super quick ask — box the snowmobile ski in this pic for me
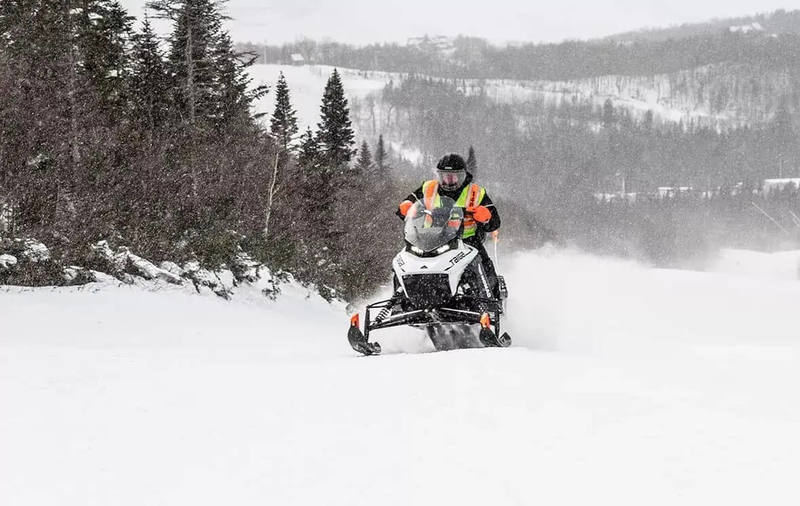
[348,314,382,356]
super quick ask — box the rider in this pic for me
[397,153,502,299]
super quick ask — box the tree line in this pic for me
[0,0,406,300]
[242,27,800,81]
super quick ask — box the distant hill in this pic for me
[604,9,800,43]
[239,10,800,82]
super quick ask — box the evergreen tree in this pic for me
[270,72,299,152]
[129,15,171,130]
[602,98,616,129]
[466,145,477,175]
[211,31,266,129]
[355,140,373,173]
[76,0,134,114]
[316,69,355,170]
[147,0,222,127]
[374,134,388,171]
[298,127,320,170]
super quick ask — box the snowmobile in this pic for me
[347,196,511,356]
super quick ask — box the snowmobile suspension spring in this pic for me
[374,292,402,324]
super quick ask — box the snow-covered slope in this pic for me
[249,62,795,140]
[3,249,800,505]
[457,63,794,129]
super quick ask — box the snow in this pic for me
[3,248,800,505]
[710,248,800,281]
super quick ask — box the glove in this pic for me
[471,205,492,224]
[398,200,413,217]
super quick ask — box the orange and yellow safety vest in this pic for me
[421,180,487,239]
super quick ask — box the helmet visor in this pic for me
[437,169,466,190]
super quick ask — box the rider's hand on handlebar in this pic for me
[470,205,492,224]
[398,200,413,217]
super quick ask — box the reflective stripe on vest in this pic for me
[421,180,486,238]
[422,180,440,210]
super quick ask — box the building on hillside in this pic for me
[763,178,800,194]
[594,192,638,204]
[407,35,454,51]
[658,186,693,199]
[289,53,305,66]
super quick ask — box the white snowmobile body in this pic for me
[392,242,479,306]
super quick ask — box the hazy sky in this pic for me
[121,0,796,44]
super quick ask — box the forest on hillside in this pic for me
[240,11,800,81]
[0,0,406,300]
[2,1,800,298]
[352,77,800,263]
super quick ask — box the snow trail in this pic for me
[2,249,800,505]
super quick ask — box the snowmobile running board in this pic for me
[347,296,510,356]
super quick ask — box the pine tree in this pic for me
[374,134,388,171]
[270,72,298,152]
[355,140,373,173]
[316,69,355,170]
[466,145,477,175]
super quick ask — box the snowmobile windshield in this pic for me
[404,196,464,252]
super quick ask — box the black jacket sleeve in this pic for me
[478,191,501,233]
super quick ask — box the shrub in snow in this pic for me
[159,261,185,277]
[0,238,62,286]
[0,254,17,272]
[19,239,50,262]
[182,261,231,299]
[62,266,96,285]
[88,241,181,285]
[117,247,182,285]
[88,240,128,274]
[230,252,260,284]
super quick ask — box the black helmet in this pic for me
[435,153,467,191]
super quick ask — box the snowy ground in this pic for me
[2,249,800,505]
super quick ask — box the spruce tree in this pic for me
[466,145,477,175]
[130,15,171,130]
[76,0,134,114]
[212,31,266,129]
[316,69,355,170]
[374,134,388,172]
[147,0,222,127]
[270,72,299,152]
[355,140,373,173]
[298,127,320,170]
